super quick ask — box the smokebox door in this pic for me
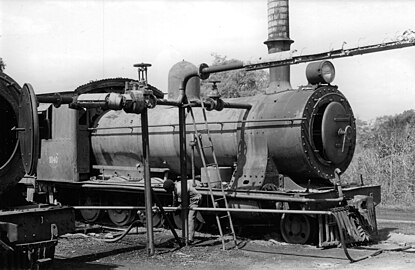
[18,83,39,175]
[321,101,351,164]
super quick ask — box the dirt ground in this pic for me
[52,208,415,270]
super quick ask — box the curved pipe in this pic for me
[178,70,198,104]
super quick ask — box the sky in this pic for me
[1,0,414,121]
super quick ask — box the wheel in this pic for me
[152,212,165,228]
[280,214,311,244]
[172,211,204,231]
[80,195,102,223]
[108,209,136,226]
[139,212,165,228]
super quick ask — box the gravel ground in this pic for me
[52,216,415,270]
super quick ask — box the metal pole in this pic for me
[178,105,189,244]
[141,108,154,255]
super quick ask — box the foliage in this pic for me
[343,110,415,206]
[0,58,5,72]
[200,53,269,98]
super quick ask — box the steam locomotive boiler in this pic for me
[26,56,382,248]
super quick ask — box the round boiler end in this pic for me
[168,60,200,101]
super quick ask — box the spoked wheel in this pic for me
[80,195,102,223]
[108,208,136,226]
[108,198,136,226]
[172,211,204,231]
[280,214,311,244]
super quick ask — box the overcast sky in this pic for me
[1,0,414,120]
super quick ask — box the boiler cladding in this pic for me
[90,85,356,185]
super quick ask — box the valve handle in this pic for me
[338,125,351,153]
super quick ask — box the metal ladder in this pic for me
[187,100,238,250]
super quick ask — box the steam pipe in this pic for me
[178,106,189,242]
[36,93,73,107]
[141,108,154,255]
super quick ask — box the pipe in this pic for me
[87,117,304,131]
[156,99,182,107]
[178,106,189,242]
[141,108,154,256]
[177,70,198,104]
[199,61,244,79]
[191,100,252,110]
[194,207,331,215]
[36,93,74,107]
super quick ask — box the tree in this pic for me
[343,110,415,206]
[200,53,269,98]
[0,58,5,72]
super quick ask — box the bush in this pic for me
[343,111,415,207]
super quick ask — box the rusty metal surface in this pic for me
[90,85,355,186]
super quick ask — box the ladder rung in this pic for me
[219,215,230,219]
[214,197,226,202]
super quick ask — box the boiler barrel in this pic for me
[91,86,355,183]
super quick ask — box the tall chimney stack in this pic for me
[264,0,293,93]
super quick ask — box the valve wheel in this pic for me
[80,195,102,223]
[280,213,311,244]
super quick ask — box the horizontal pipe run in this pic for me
[200,61,244,76]
[37,94,73,105]
[156,99,182,106]
[193,207,332,215]
[87,117,305,131]
[198,38,415,74]
[225,192,344,203]
[191,100,252,110]
[222,102,252,110]
[72,205,331,215]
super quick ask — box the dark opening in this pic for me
[0,95,18,169]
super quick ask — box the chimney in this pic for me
[264,0,293,93]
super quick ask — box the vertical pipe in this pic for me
[178,106,189,243]
[264,0,294,93]
[142,108,154,255]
